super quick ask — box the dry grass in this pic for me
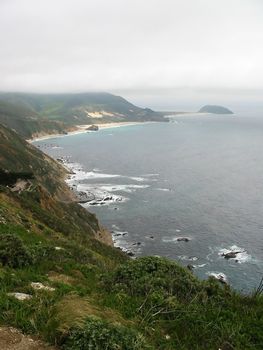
[47,272,76,286]
[55,294,131,333]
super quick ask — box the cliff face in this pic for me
[0,123,113,245]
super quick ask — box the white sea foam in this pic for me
[86,195,127,207]
[99,184,149,193]
[66,162,150,185]
[162,236,191,243]
[79,171,121,180]
[206,248,215,262]
[178,255,198,261]
[129,176,146,182]
[65,162,121,180]
[218,245,251,263]
[193,263,207,268]
[67,170,122,184]
[111,224,143,256]
[51,146,63,149]
[112,232,135,256]
[141,173,159,177]
[156,188,170,192]
[162,237,178,243]
[65,162,152,208]
[207,272,228,284]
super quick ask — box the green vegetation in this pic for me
[62,317,151,350]
[0,92,166,138]
[0,234,33,268]
[0,122,262,349]
[0,228,262,350]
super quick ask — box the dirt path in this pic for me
[0,327,57,350]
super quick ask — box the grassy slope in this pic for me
[0,123,263,349]
[0,93,165,138]
[0,100,68,139]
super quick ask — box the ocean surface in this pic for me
[34,113,263,292]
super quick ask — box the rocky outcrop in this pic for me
[176,237,191,242]
[222,251,244,259]
[7,293,32,301]
[86,124,99,131]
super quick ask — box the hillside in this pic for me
[0,123,119,244]
[1,123,263,349]
[198,105,234,114]
[0,92,165,138]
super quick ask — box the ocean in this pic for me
[34,113,263,292]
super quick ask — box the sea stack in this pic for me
[198,105,233,114]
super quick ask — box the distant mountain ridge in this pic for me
[0,92,165,138]
[198,105,233,114]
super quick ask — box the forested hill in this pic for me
[0,92,165,138]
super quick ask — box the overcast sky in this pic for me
[0,0,263,109]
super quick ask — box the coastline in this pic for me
[27,121,154,143]
[166,112,210,118]
[34,116,258,288]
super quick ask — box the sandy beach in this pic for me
[27,121,153,143]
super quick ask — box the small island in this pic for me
[198,105,233,114]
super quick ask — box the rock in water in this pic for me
[176,237,190,242]
[86,124,99,131]
[222,251,243,259]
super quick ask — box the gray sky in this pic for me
[0,0,263,109]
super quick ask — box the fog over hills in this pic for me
[1,0,263,109]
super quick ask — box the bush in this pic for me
[103,256,202,301]
[0,234,32,268]
[62,317,151,350]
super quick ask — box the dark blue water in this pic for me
[35,114,263,292]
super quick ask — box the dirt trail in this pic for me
[0,327,57,350]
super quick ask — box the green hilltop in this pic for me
[0,120,263,349]
[0,92,165,138]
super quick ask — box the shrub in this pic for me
[103,256,202,301]
[62,317,151,350]
[0,233,32,268]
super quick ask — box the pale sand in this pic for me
[27,121,154,143]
